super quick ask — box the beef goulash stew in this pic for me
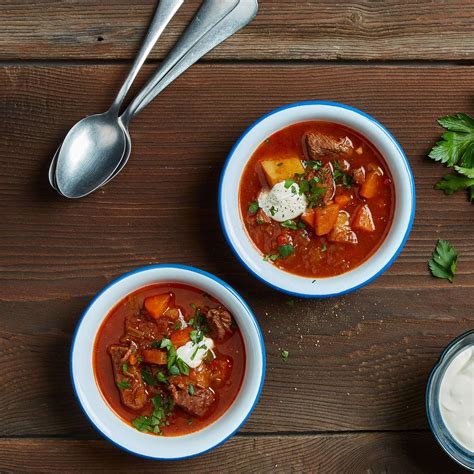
[94,284,245,436]
[239,121,395,278]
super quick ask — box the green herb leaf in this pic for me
[157,371,169,385]
[428,239,458,283]
[160,338,172,350]
[454,165,474,178]
[299,179,310,194]
[278,244,294,258]
[188,384,195,396]
[269,206,277,216]
[168,364,180,376]
[434,174,474,200]
[167,344,177,370]
[263,253,279,262]
[284,178,295,189]
[116,380,131,390]
[174,321,182,331]
[141,369,157,386]
[321,243,327,252]
[190,329,204,345]
[248,201,259,214]
[281,220,298,230]
[132,416,151,432]
[122,363,128,374]
[150,341,161,349]
[177,358,190,376]
[281,350,289,362]
[429,113,474,167]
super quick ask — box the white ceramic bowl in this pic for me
[70,264,265,459]
[219,101,415,297]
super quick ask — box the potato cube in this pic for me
[260,158,305,187]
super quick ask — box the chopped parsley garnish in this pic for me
[190,329,204,345]
[278,244,294,258]
[150,341,161,349]
[141,369,157,386]
[307,184,326,208]
[168,365,180,376]
[122,363,128,374]
[132,395,170,434]
[299,179,310,194]
[269,206,277,216]
[160,338,172,350]
[305,160,323,170]
[281,219,298,230]
[177,358,190,376]
[428,113,474,202]
[188,384,195,396]
[256,216,265,225]
[284,178,295,189]
[281,350,289,362]
[332,161,353,189]
[116,380,131,390]
[263,253,279,262]
[174,321,182,331]
[321,243,327,252]
[428,239,458,283]
[157,371,169,385]
[248,201,259,214]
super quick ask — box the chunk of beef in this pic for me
[109,344,147,410]
[205,306,232,340]
[120,311,170,347]
[169,383,216,418]
[351,166,366,185]
[306,132,353,159]
[318,162,336,204]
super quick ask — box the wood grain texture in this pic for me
[1,64,473,472]
[1,1,474,61]
[0,289,471,436]
[0,434,466,473]
[0,64,473,301]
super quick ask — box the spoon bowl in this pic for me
[55,112,127,198]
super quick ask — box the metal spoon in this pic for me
[52,0,183,198]
[50,0,258,196]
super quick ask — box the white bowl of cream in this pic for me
[426,330,474,470]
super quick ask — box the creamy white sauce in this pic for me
[439,345,474,452]
[176,337,214,369]
[258,181,307,222]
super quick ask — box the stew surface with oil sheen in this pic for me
[239,121,395,278]
[94,283,245,436]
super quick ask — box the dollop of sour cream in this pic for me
[176,337,214,369]
[439,345,474,452]
[258,181,307,222]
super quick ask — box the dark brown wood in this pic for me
[0,289,471,437]
[0,434,465,473]
[0,1,473,61]
[1,63,473,471]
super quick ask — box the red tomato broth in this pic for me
[94,283,246,436]
[239,121,395,278]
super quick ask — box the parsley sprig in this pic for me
[428,239,458,283]
[429,113,474,202]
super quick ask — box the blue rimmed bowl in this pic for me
[70,264,265,460]
[219,101,415,297]
[426,330,474,471]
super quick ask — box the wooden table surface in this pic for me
[1,1,473,472]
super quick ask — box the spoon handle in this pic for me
[121,0,258,126]
[109,0,183,115]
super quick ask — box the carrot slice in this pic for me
[144,293,172,319]
[300,209,315,229]
[353,204,376,232]
[171,327,192,348]
[334,194,351,208]
[142,349,167,365]
[359,170,381,199]
[314,203,340,236]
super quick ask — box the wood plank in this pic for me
[0,434,464,473]
[0,64,473,302]
[1,1,473,61]
[0,288,471,436]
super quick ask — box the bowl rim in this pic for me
[70,263,266,460]
[425,329,474,470]
[218,100,416,298]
